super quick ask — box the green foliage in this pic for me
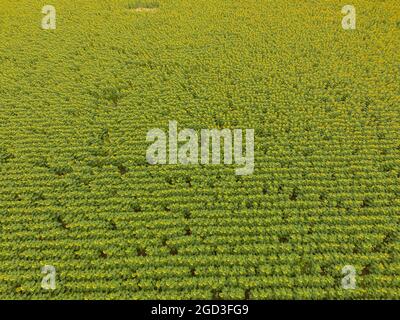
[0,0,399,300]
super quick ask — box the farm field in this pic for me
[0,0,399,299]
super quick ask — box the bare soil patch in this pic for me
[134,7,158,12]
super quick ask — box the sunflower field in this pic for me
[0,0,399,299]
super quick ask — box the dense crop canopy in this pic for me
[0,0,399,299]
